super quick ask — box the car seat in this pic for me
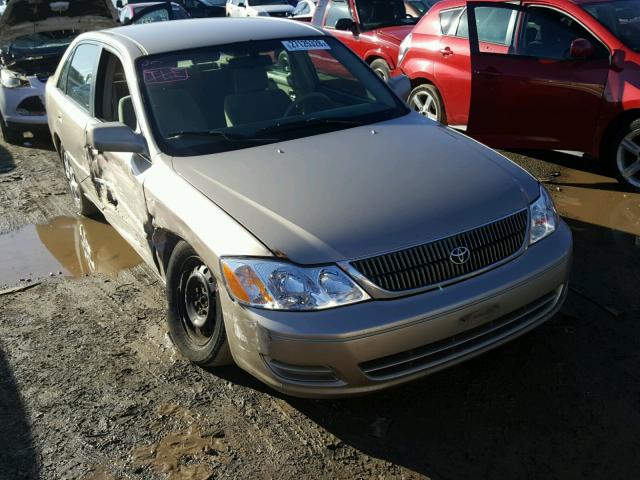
[224,55,292,126]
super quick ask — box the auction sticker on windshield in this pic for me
[282,39,331,51]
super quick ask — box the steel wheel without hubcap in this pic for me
[409,89,440,121]
[616,131,640,189]
[166,242,232,366]
[63,150,83,209]
[178,257,217,346]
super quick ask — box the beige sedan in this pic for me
[46,18,571,397]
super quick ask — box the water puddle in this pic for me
[547,167,640,245]
[0,216,142,287]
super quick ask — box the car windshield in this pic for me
[583,0,640,51]
[137,37,407,156]
[9,31,77,51]
[357,0,418,29]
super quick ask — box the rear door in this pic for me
[466,1,610,151]
[54,42,102,203]
[434,6,513,126]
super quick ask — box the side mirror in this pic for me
[611,49,625,71]
[238,2,245,6]
[116,0,123,8]
[335,18,357,34]
[569,38,594,59]
[388,74,411,100]
[87,122,147,154]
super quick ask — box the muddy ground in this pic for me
[0,134,638,480]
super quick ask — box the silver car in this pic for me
[46,18,572,397]
[0,0,115,143]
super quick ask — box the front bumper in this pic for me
[222,221,572,398]
[0,77,48,129]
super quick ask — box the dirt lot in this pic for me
[0,135,638,480]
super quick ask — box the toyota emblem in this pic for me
[449,246,471,265]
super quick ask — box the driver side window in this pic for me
[516,7,608,60]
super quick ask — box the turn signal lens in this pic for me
[223,262,272,305]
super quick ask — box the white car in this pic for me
[289,0,315,20]
[0,0,115,143]
[226,0,293,18]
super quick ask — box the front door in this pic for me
[466,1,610,152]
[89,48,155,265]
[54,42,103,204]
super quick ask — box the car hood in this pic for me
[173,114,539,264]
[0,0,116,44]
[375,24,413,44]
[251,4,294,13]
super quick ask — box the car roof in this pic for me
[430,0,599,9]
[101,17,324,55]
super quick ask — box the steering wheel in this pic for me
[284,92,333,117]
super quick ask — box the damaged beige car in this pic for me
[47,18,571,397]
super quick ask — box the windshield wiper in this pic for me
[253,117,366,137]
[165,130,273,142]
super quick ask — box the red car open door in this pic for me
[465,1,610,152]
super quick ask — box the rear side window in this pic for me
[64,43,100,111]
[455,7,515,44]
[325,0,352,27]
[439,7,462,35]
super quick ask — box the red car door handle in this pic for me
[474,68,502,77]
[439,47,453,56]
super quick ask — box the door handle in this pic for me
[57,113,62,123]
[473,67,502,78]
[439,47,453,57]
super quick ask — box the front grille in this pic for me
[360,287,562,381]
[268,11,289,17]
[351,210,528,292]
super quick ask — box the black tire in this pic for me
[0,113,22,145]
[607,118,640,191]
[60,145,98,216]
[407,84,447,124]
[370,59,391,82]
[166,241,233,367]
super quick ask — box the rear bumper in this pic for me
[222,221,572,398]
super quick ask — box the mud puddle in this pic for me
[548,167,640,245]
[0,216,141,288]
[131,404,228,480]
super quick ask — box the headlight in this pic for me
[529,185,557,244]
[0,69,28,88]
[398,33,412,66]
[221,258,369,311]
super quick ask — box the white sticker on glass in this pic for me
[282,39,331,51]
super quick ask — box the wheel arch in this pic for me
[364,52,394,69]
[152,228,186,278]
[598,108,640,160]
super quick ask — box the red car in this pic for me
[312,0,418,80]
[398,0,640,190]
